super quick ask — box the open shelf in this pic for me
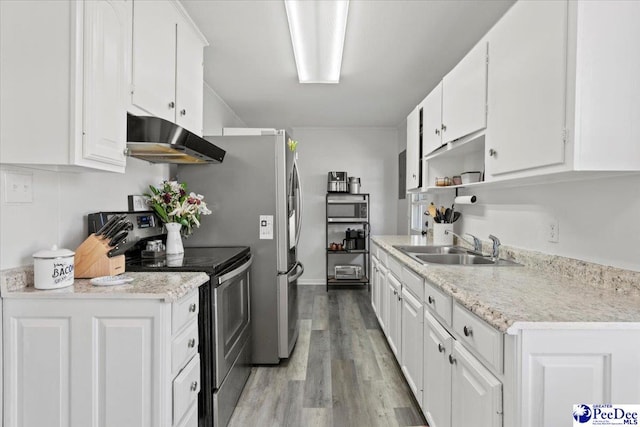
[327,276,369,285]
[327,249,369,254]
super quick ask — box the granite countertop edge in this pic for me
[372,235,640,334]
[1,271,209,302]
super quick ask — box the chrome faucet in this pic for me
[489,235,501,259]
[444,230,483,253]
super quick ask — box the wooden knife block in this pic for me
[75,234,125,278]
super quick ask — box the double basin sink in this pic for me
[393,245,521,267]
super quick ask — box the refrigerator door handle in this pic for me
[287,262,304,283]
[293,159,303,247]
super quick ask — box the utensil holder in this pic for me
[433,223,454,246]
[74,234,125,278]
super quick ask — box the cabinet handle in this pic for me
[489,148,497,157]
[437,343,445,353]
[168,101,175,109]
[412,174,416,178]
[435,128,439,135]
[441,124,447,132]
[189,303,197,313]
[180,109,187,116]
[428,295,434,304]
[190,381,198,392]
[188,338,196,348]
[463,325,473,337]
[448,354,456,365]
[397,295,402,301]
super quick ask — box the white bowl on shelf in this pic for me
[460,171,482,184]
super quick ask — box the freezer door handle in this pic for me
[288,262,304,283]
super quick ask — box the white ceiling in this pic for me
[181,0,515,129]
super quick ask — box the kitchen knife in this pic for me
[104,220,133,240]
[108,230,129,247]
[100,215,127,239]
[95,214,123,236]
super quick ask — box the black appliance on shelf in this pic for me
[88,211,252,427]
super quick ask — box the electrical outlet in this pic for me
[4,171,33,203]
[548,218,559,243]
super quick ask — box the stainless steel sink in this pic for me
[415,253,497,265]
[393,245,522,267]
[393,245,469,255]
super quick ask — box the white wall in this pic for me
[0,86,243,270]
[292,127,399,284]
[433,174,640,272]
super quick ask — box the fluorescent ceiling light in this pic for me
[284,0,349,84]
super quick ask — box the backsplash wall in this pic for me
[431,173,640,272]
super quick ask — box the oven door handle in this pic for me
[288,261,304,283]
[217,255,253,285]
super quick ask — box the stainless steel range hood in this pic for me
[126,114,226,164]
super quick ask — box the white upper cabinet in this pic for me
[484,0,568,177]
[422,82,444,156]
[0,0,130,173]
[406,105,421,190]
[131,0,207,136]
[485,0,640,180]
[441,41,488,145]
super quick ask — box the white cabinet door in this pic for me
[3,299,167,427]
[132,0,177,122]
[82,0,129,168]
[400,287,423,403]
[379,264,389,332]
[422,82,443,155]
[370,257,379,315]
[175,18,205,136]
[485,0,567,177]
[386,273,402,359]
[441,41,488,144]
[451,341,502,427]
[423,310,452,427]
[406,105,421,190]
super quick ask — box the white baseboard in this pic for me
[297,278,325,286]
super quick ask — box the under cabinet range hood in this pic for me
[126,114,226,164]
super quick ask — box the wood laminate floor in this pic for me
[228,285,427,427]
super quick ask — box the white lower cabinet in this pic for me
[386,271,402,359]
[423,310,502,427]
[370,256,379,316]
[400,286,423,403]
[3,290,200,427]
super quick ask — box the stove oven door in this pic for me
[213,255,252,388]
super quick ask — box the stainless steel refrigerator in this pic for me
[177,129,304,364]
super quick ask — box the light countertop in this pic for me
[372,235,640,334]
[1,271,209,302]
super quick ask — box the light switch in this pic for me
[4,171,33,203]
[259,215,274,240]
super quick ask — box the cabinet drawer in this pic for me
[172,319,199,375]
[402,267,424,301]
[424,280,452,326]
[388,256,403,281]
[173,290,199,335]
[173,354,201,424]
[452,302,503,373]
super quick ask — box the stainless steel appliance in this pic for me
[326,194,369,222]
[88,212,251,427]
[178,129,304,364]
[126,114,226,164]
[348,176,361,194]
[327,171,348,192]
[334,264,362,280]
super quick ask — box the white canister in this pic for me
[33,245,75,289]
[432,223,454,246]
